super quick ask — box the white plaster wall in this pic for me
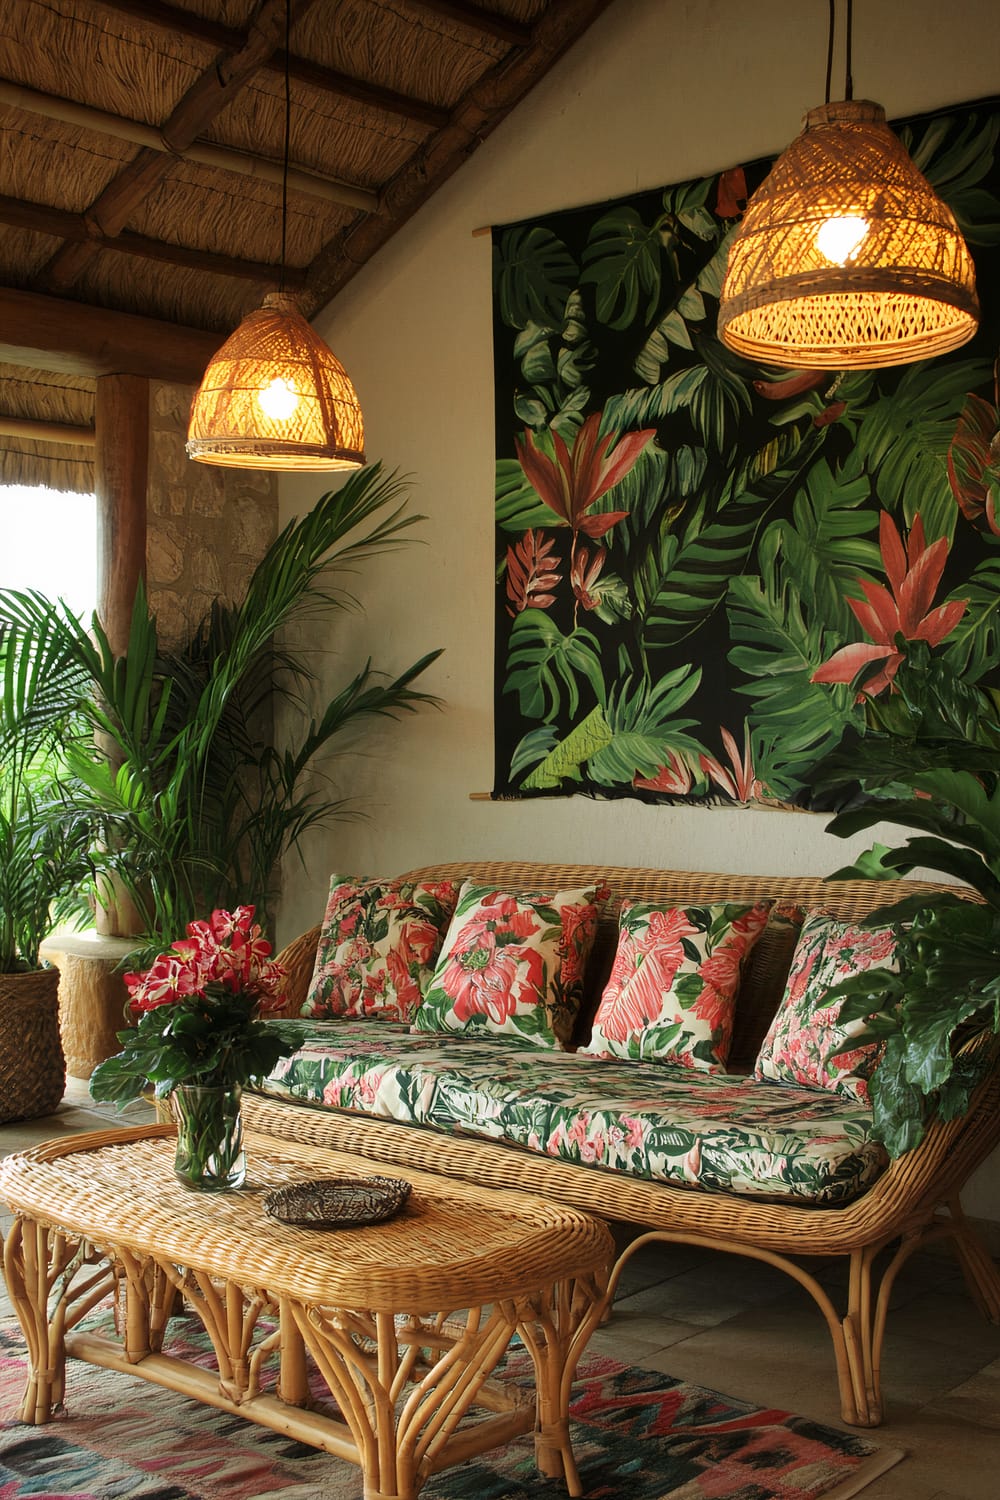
[278,0,1000,1223]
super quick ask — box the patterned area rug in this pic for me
[0,1312,903,1500]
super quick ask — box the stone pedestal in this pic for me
[38,931,137,1080]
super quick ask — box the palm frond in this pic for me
[0,465,441,956]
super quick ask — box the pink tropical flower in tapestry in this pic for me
[515,412,655,540]
[570,544,608,611]
[633,749,696,795]
[506,528,562,616]
[700,724,760,803]
[811,510,968,700]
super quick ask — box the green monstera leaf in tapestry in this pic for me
[491,98,1000,808]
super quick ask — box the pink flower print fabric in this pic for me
[753,911,899,1102]
[302,875,460,1022]
[411,880,609,1048]
[580,899,772,1070]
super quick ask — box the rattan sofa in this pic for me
[243,859,1000,1427]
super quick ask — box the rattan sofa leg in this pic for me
[843,1247,884,1427]
[944,1197,1000,1321]
[605,1230,889,1427]
[844,1217,989,1430]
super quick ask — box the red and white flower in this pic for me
[126,905,286,1015]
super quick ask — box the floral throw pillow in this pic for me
[753,910,899,1102]
[411,880,609,1048]
[302,875,460,1023]
[579,899,773,1071]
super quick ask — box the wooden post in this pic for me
[95,372,148,658]
[94,373,149,936]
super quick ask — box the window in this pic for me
[0,483,97,618]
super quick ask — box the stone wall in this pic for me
[146,381,278,649]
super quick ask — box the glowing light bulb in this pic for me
[815,215,870,266]
[257,376,299,420]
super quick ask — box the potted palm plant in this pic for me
[0,463,441,960]
[0,623,94,1122]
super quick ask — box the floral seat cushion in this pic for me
[258,1018,887,1205]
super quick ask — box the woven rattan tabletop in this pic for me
[0,1124,613,1312]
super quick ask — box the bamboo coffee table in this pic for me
[0,1123,613,1500]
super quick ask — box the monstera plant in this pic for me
[814,644,1000,1156]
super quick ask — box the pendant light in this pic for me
[187,1,365,470]
[717,0,979,369]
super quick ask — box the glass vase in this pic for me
[170,1084,246,1191]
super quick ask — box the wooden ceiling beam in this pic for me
[403,1,533,49]
[38,0,325,295]
[0,287,222,384]
[0,191,306,288]
[303,0,615,315]
[90,0,450,129]
[0,81,376,212]
[0,415,95,448]
[159,0,321,152]
[272,52,448,131]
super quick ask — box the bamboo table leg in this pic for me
[288,1297,573,1500]
[278,1296,311,1406]
[1,1216,82,1423]
[515,1270,610,1497]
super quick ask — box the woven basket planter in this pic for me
[0,967,66,1125]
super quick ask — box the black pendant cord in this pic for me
[824,0,855,104]
[279,0,291,293]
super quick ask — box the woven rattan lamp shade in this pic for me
[187,293,365,470]
[718,100,979,369]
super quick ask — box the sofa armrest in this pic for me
[273,924,322,1018]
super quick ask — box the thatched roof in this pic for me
[0,362,94,492]
[0,0,616,489]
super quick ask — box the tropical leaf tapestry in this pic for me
[492,96,1000,809]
